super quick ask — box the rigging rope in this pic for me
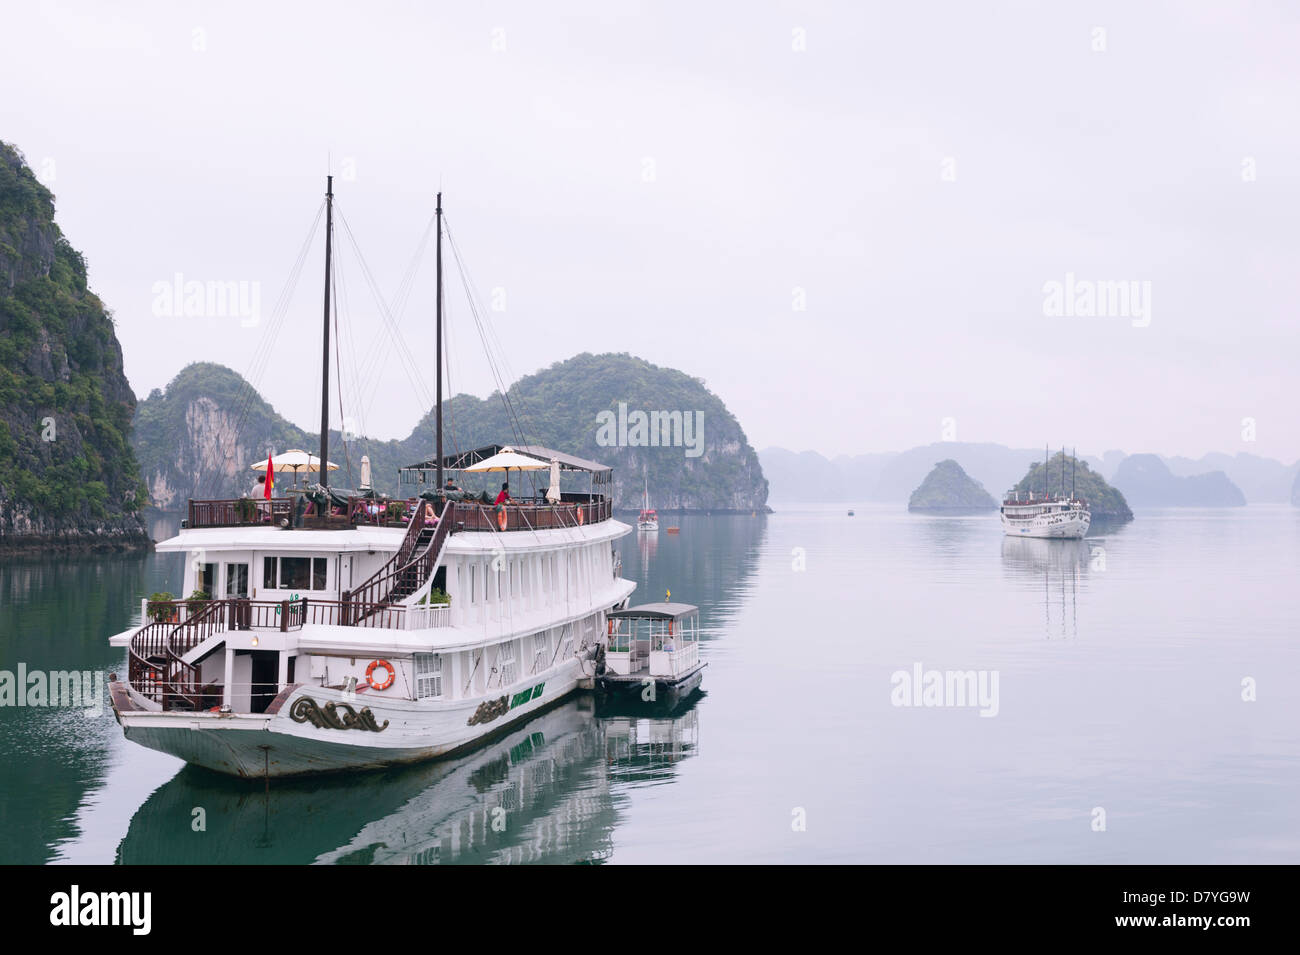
[193,201,324,500]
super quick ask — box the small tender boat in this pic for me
[596,603,704,704]
[637,477,658,531]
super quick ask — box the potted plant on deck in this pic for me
[185,589,211,617]
[148,592,178,623]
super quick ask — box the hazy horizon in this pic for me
[5,2,1297,463]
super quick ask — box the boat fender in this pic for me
[496,504,507,531]
[366,659,396,691]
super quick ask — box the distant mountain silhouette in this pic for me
[762,443,1294,505]
[1113,454,1245,507]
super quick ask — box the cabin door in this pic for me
[225,563,249,598]
[249,650,279,714]
[225,563,251,629]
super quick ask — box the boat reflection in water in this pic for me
[600,692,703,786]
[1000,536,1095,640]
[116,694,704,864]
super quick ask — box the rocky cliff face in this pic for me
[0,142,148,552]
[133,363,313,509]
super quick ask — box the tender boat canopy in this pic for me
[608,602,699,621]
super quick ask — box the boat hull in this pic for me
[1001,513,1091,539]
[595,663,705,706]
[110,659,589,778]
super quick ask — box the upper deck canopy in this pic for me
[403,444,612,474]
[608,602,699,621]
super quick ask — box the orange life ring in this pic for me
[607,618,614,635]
[496,504,507,531]
[366,659,395,691]
[577,506,584,525]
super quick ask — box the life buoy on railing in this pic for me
[607,618,615,635]
[366,659,395,691]
[496,504,508,531]
[577,506,584,525]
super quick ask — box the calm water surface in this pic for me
[2,505,1297,863]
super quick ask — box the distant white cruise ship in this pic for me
[999,493,1091,538]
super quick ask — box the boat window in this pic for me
[499,642,517,686]
[263,556,330,591]
[533,632,548,671]
[414,654,442,699]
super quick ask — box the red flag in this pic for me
[263,453,274,500]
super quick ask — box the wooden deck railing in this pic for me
[445,498,612,531]
[185,494,614,531]
[187,497,295,528]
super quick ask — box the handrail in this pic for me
[349,513,453,624]
[346,506,431,605]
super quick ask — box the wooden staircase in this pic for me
[343,509,454,624]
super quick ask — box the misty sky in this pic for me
[4,1,1297,462]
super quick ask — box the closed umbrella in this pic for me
[360,455,372,490]
[546,458,561,504]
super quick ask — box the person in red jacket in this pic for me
[494,482,512,505]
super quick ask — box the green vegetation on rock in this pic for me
[908,459,996,511]
[133,352,770,513]
[0,142,148,550]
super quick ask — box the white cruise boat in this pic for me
[1000,448,1090,538]
[999,493,1091,538]
[106,183,636,777]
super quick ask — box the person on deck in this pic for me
[494,482,512,505]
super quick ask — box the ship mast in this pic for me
[435,192,444,490]
[318,175,334,489]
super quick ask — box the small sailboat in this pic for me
[637,476,659,531]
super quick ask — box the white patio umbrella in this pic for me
[462,447,549,472]
[250,449,338,489]
[462,446,549,500]
[545,458,562,504]
[359,455,372,490]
